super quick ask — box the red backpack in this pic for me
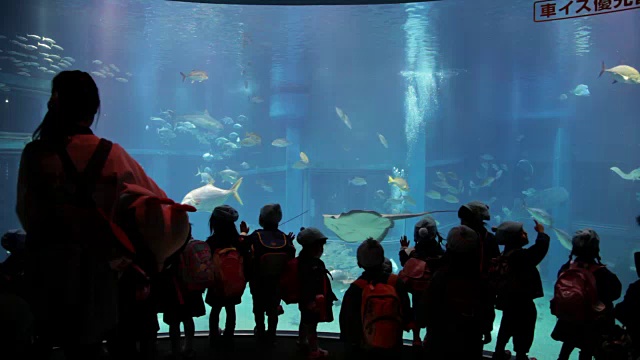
[212,247,246,299]
[353,275,403,350]
[550,261,605,321]
[398,257,437,295]
[179,240,216,291]
[280,257,300,304]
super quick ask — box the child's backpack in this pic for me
[353,275,403,350]
[550,261,605,321]
[179,240,216,291]
[398,257,438,295]
[212,247,246,298]
[488,249,518,294]
[254,230,293,280]
[280,257,300,304]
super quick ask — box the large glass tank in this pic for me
[0,0,639,359]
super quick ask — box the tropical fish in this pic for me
[195,167,214,184]
[551,227,572,251]
[349,177,367,186]
[388,176,409,191]
[442,194,459,204]
[219,168,239,184]
[271,138,292,147]
[181,178,243,212]
[180,70,208,83]
[177,110,223,132]
[377,133,388,148]
[525,206,553,226]
[300,152,309,164]
[335,107,352,129]
[425,190,441,200]
[599,62,640,85]
[610,166,640,181]
[570,84,590,97]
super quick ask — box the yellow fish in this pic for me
[300,152,309,164]
[388,176,409,191]
[377,133,388,148]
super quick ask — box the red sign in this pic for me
[534,0,640,22]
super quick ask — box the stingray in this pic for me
[323,210,457,243]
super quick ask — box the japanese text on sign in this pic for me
[534,0,640,22]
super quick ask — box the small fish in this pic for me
[388,176,409,191]
[91,71,106,78]
[222,117,234,125]
[38,67,47,71]
[37,42,51,50]
[446,172,458,180]
[375,190,386,199]
[219,168,240,184]
[180,70,208,83]
[481,154,494,161]
[335,107,352,129]
[92,60,102,65]
[442,194,459,204]
[425,190,441,200]
[126,72,132,77]
[17,72,31,77]
[23,45,37,51]
[27,34,41,40]
[436,171,446,180]
[202,152,215,161]
[236,115,248,122]
[551,227,572,251]
[559,94,568,100]
[233,123,242,129]
[525,206,553,226]
[62,57,75,62]
[240,162,250,170]
[292,161,308,170]
[115,77,128,83]
[300,152,310,164]
[403,195,417,206]
[195,167,214,184]
[228,132,239,139]
[41,37,55,44]
[47,54,60,60]
[45,70,55,74]
[349,177,367,186]
[50,65,61,71]
[16,36,28,42]
[271,138,292,147]
[51,44,63,51]
[377,133,388,148]
[522,188,536,197]
[42,57,53,63]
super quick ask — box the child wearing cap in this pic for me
[421,225,495,360]
[551,228,621,360]
[296,227,337,359]
[491,220,549,360]
[244,203,296,344]
[205,205,249,349]
[339,238,412,357]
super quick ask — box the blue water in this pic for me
[1,0,640,359]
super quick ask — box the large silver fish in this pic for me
[181,178,243,212]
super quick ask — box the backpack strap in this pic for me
[353,279,368,290]
[57,138,113,200]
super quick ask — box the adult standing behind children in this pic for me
[421,225,495,360]
[491,220,550,360]
[244,203,295,345]
[16,71,167,360]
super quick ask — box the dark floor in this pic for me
[48,333,498,360]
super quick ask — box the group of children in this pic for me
[2,199,639,360]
